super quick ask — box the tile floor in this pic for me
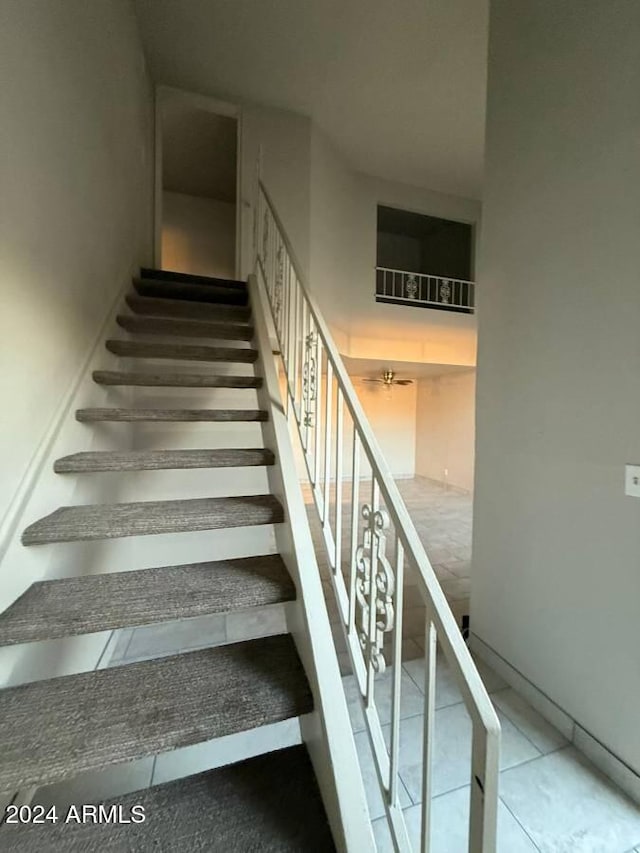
[304,476,640,853]
[95,475,639,852]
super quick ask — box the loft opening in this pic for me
[376,205,475,313]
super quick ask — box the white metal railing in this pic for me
[376,266,475,313]
[255,179,499,852]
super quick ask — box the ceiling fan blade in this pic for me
[362,378,383,383]
[394,379,414,385]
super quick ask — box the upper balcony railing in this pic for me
[254,175,498,852]
[376,266,476,314]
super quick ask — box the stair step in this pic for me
[55,448,275,473]
[0,555,294,646]
[22,495,284,545]
[106,339,258,363]
[135,277,248,306]
[0,635,311,791]
[117,314,254,341]
[0,746,335,852]
[140,267,246,289]
[76,407,269,422]
[93,370,262,389]
[126,292,251,322]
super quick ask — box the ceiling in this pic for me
[162,102,237,202]
[344,356,474,381]
[134,0,489,199]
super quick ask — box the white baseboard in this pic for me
[471,632,640,804]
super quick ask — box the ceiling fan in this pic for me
[361,370,413,387]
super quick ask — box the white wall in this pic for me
[0,0,153,526]
[473,0,640,776]
[415,370,475,492]
[354,380,417,479]
[240,105,312,280]
[162,191,235,279]
[308,128,481,366]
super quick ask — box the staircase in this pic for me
[0,269,339,850]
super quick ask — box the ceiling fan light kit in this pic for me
[362,369,413,387]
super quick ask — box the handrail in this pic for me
[255,176,499,852]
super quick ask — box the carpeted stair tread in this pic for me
[0,555,294,646]
[75,408,269,422]
[117,314,254,341]
[0,635,312,791]
[22,495,283,545]
[135,278,248,306]
[140,267,246,288]
[106,339,259,363]
[126,292,252,322]
[54,448,275,473]
[0,746,335,852]
[93,370,262,388]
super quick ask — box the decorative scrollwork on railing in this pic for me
[405,274,418,300]
[302,331,317,427]
[354,503,395,674]
[262,209,269,264]
[439,278,451,304]
[274,243,284,331]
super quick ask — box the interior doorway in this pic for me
[155,88,240,279]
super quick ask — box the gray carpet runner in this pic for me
[93,369,261,389]
[0,555,295,646]
[75,407,269,422]
[22,494,283,544]
[54,448,274,473]
[135,278,248,306]
[117,313,254,340]
[0,747,335,852]
[0,635,312,791]
[126,292,252,322]
[106,339,259,363]
[140,267,246,288]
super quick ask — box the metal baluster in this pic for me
[302,307,312,453]
[348,429,360,635]
[469,725,499,852]
[291,275,300,421]
[365,478,380,706]
[389,537,405,805]
[313,331,323,488]
[322,360,333,529]
[334,387,344,580]
[421,619,437,853]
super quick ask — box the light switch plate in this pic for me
[624,464,640,497]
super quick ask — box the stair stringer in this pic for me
[249,273,375,852]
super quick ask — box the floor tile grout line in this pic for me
[498,743,572,778]
[499,793,542,851]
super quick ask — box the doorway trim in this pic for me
[153,85,242,278]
